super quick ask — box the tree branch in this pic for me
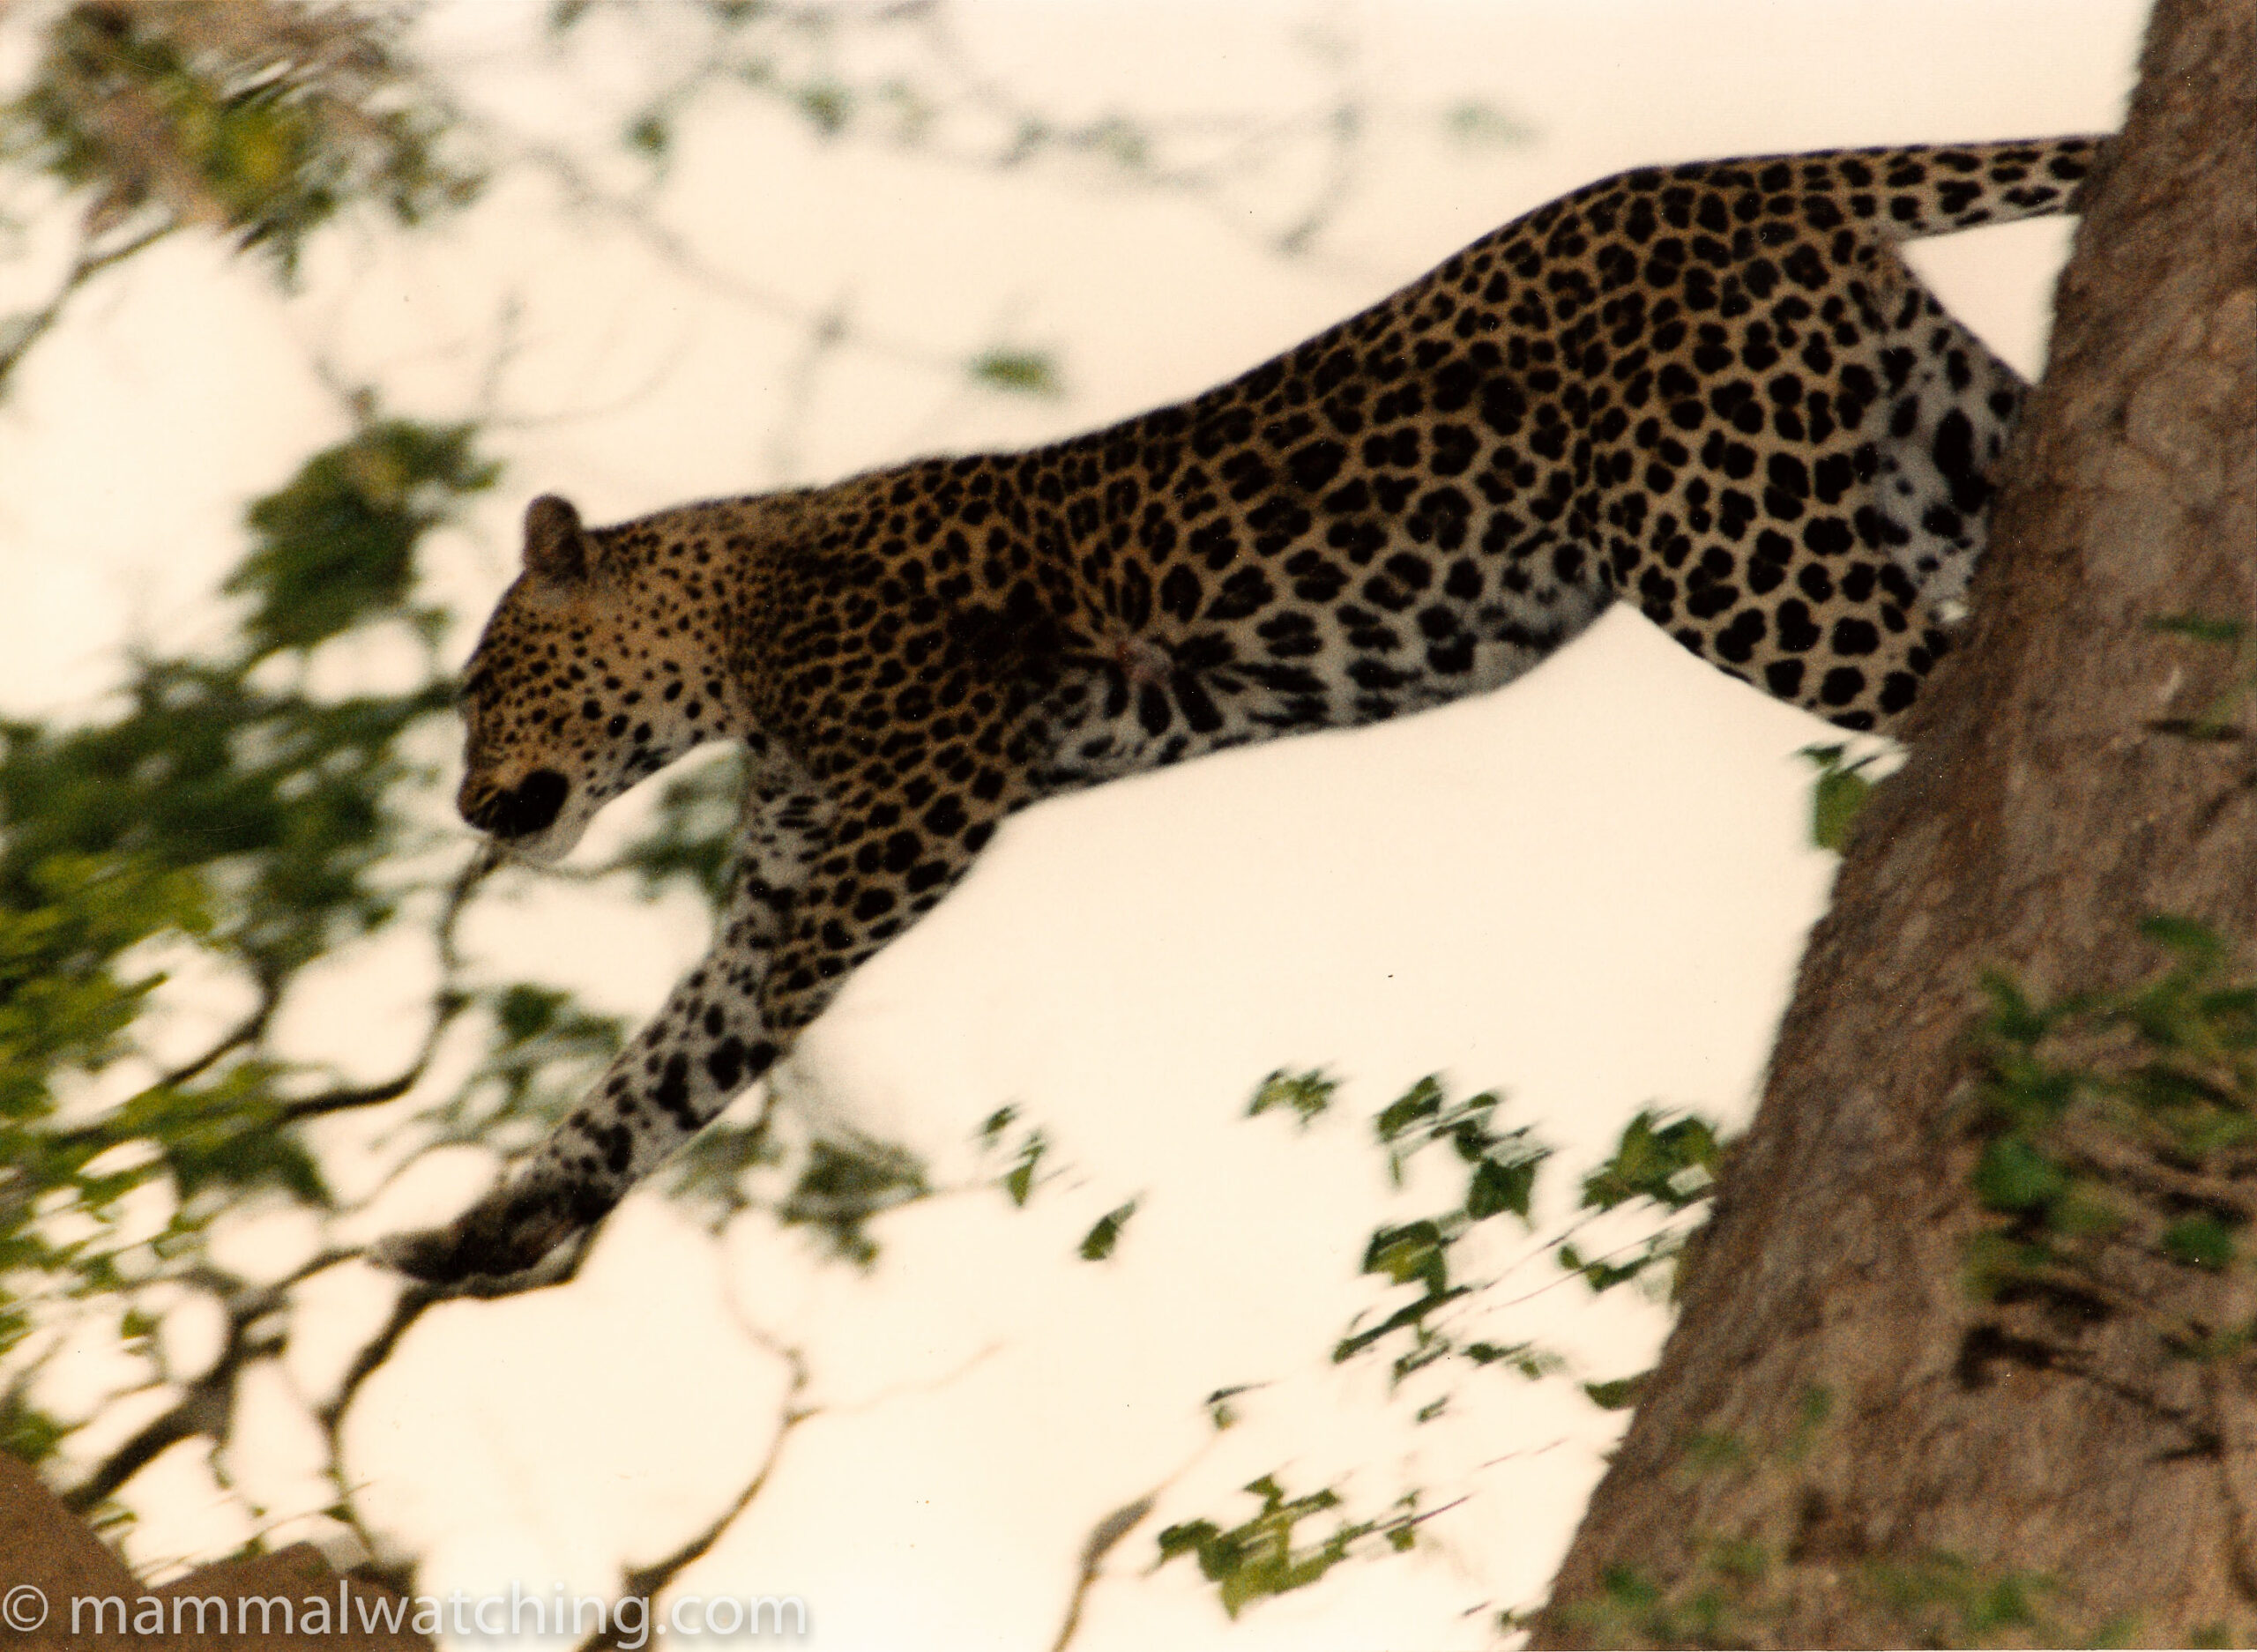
[0,222,175,397]
[279,845,497,1121]
[577,1336,816,1652]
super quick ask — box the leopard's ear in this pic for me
[523,494,588,586]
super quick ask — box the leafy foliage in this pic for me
[1078,1199,1137,1261]
[5,2,480,278]
[231,420,499,658]
[612,748,749,912]
[1859,1552,2068,1648]
[428,984,629,1150]
[0,412,497,1501]
[1560,1108,1722,1294]
[994,1120,1048,1209]
[1582,1373,1647,1410]
[1578,1110,1721,1214]
[2145,613,2257,740]
[1332,1076,1548,1380]
[1965,915,2257,1349]
[1546,1455,2087,1650]
[0,854,232,1365]
[665,1117,785,1226]
[1156,1476,1421,1619]
[1244,1066,1337,1127]
[967,347,1061,397]
[1248,1071,1724,1405]
[0,414,493,986]
[1798,742,1882,852]
[776,1135,928,1266]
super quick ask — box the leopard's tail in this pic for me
[1691,135,2108,242]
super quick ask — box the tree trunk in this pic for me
[1534,1,2257,1644]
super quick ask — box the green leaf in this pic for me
[1582,1110,1722,1213]
[1799,741,1883,852]
[230,419,496,659]
[2162,1217,2237,1269]
[0,1395,64,1465]
[1464,1340,1564,1380]
[1560,1240,1659,1293]
[1442,100,1534,148]
[968,348,1061,397]
[665,1119,783,1217]
[1361,1220,1449,1292]
[1333,1286,1469,1362]
[1978,970,2058,1048]
[1374,1075,1445,1143]
[778,1137,927,1264]
[1154,1475,1401,1619]
[797,80,853,137]
[1963,1231,2055,1300]
[1971,1137,2067,1213]
[1079,1199,1137,1261]
[495,983,570,1043]
[2139,912,2227,970]
[1247,1068,1336,1126]
[1467,1152,1538,1222]
[1206,1388,1247,1430]
[1812,767,1873,852]
[2149,614,2249,645]
[1583,1373,1648,1410]
[1156,1519,1222,1563]
[1002,1132,1047,1207]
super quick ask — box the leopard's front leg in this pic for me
[378,761,834,1284]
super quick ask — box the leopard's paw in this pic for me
[372,1175,614,1288]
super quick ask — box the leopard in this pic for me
[378,134,2104,1284]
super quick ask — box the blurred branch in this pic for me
[575,1284,999,1648]
[441,0,1389,429]
[1048,1492,1158,1652]
[1273,95,1364,257]
[59,1388,199,1516]
[60,1269,289,1515]
[580,1332,815,1652]
[0,220,173,393]
[311,1286,427,1443]
[911,4,1357,209]
[592,0,1371,215]
[279,845,497,1121]
[52,1246,363,1517]
[761,295,849,486]
[488,131,965,376]
[153,991,278,1092]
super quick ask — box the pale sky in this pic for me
[0,3,2149,1648]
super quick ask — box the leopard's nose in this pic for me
[462,770,569,838]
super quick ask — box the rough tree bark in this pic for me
[0,1452,428,1649]
[1534,0,2257,1644]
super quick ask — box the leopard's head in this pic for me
[456,494,739,863]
